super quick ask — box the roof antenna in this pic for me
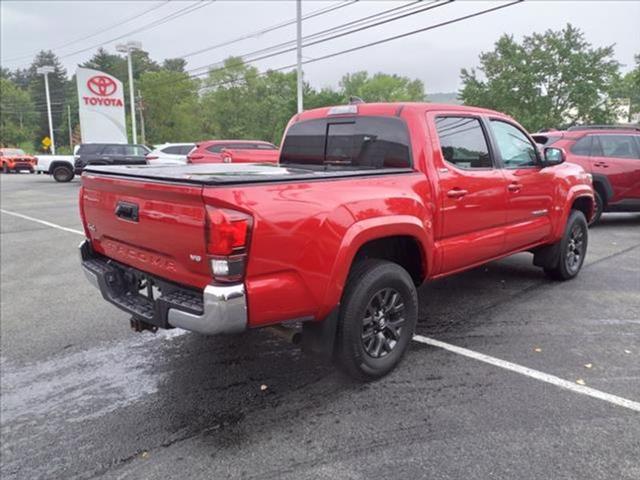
[349,96,365,105]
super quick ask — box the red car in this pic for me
[80,102,593,380]
[533,126,640,223]
[187,140,279,164]
[0,148,37,173]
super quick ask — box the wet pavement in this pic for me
[1,173,639,479]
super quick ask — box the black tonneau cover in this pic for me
[82,163,413,186]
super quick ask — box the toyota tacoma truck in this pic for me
[79,103,594,380]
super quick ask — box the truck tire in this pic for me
[336,259,418,381]
[2,164,9,174]
[52,165,74,183]
[544,210,588,281]
[590,191,603,226]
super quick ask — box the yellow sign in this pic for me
[42,136,52,148]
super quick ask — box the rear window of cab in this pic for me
[280,116,412,169]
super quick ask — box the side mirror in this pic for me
[543,147,565,166]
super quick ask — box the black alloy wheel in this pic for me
[361,288,406,359]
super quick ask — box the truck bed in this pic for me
[83,163,412,185]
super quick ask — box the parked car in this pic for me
[60,143,151,182]
[187,140,279,164]
[0,148,36,173]
[533,125,640,223]
[146,143,195,165]
[79,102,594,381]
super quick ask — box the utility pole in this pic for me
[137,90,146,146]
[67,105,73,149]
[116,40,142,144]
[296,0,303,113]
[37,66,56,154]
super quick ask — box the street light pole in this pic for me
[296,0,303,113]
[116,41,142,144]
[37,66,56,154]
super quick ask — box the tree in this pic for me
[162,58,187,73]
[611,53,640,122]
[27,51,68,150]
[340,71,425,102]
[138,70,201,143]
[0,78,39,147]
[459,24,621,131]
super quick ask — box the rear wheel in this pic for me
[52,165,74,182]
[336,259,417,381]
[544,210,588,281]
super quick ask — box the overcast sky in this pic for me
[1,0,639,93]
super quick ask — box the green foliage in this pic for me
[340,71,425,102]
[460,24,621,131]
[27,51,68,149]
[0,78,39,146]
[138,70,202,143]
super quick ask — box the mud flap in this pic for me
[301,308,339,363]
[533,242,561,269]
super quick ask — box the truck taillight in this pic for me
[205,206,252,283]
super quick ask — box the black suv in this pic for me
[74,143,150,173]
[53,143,151,182]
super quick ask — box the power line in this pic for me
[1,1,171,63]
[177,1,359,60]
[185,0,433,76]
[196,0,523,93]
[57,1,216,60]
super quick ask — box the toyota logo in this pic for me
[87,75,117,96]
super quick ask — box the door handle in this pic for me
[593,162,609,168]
[115,201,139,222]
[508,183,522,192]
[447,188,468,198]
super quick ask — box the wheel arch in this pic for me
[320,215,433,319]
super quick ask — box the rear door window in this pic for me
[593,135,640,159]
[162,146,182,154]
[435,116,492,169]
[206,144,226,153]
[78,144,104,156]
[102,145,126,156]
[280,116,411,169]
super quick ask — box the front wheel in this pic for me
[2,164,9,174]
[544,210,588,281]
[336,259,418,381]
[52,165,74,182]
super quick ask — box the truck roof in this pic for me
[295,102,507,122]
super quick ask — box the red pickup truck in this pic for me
[79,103,594,380]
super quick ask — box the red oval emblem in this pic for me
[87,75,117,97]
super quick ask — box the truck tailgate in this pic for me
[81,173,211,289]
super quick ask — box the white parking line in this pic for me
[0,208,84,236]
[4,207,638,413]
[413,335,640,413]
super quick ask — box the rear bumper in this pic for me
[79,240,247,335]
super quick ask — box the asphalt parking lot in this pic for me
[1,173,639,480]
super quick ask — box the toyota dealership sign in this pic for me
[76,67,127,143]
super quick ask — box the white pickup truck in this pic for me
[35,154,76,182]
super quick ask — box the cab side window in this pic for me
[489,120,538,168]
[435,116,492,169]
